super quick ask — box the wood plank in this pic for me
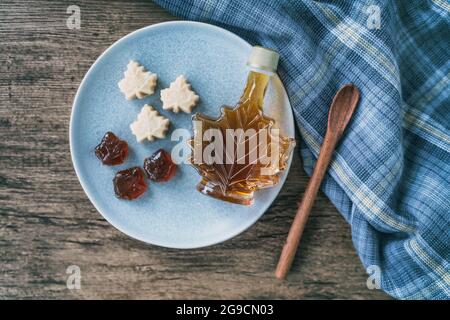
[0,0,389,299]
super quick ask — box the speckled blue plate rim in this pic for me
[69,20,295,249]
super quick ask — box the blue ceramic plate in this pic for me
[70,21,295,249]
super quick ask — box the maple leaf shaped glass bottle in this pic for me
[190,46,295,205]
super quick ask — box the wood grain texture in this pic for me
[0,0,389,299]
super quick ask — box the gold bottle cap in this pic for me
[246,46,279,74]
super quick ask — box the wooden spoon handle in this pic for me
[275,84,359,280]
[275,132,338,279]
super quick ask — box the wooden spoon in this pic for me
[275,84,360,279]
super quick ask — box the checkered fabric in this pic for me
[154,0,450,299]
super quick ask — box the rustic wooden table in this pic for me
[0,0,389,299]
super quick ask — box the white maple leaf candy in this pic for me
[160,75,199,113]
[118,60,157,100]
[130,104,170,142]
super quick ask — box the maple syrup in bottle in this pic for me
[190,46,295,205]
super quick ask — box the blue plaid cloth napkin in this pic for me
[154,0,450,299]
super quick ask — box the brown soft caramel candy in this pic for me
[113,167,147,200]
[95,132,128,165]
[143,149,177,182]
